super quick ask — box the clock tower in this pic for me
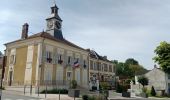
[46,4,63,39]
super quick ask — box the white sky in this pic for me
[1,0,170,70]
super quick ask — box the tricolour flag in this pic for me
[73,60,79,68]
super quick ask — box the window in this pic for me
[46,51,52,63]
[104,64,108,72]
[83,60,87,69]
[112,65,115,72]
[68,56,71,64]
[109,65,112,72]
[10,55,16,65]
[94,62,97,70]
[101,63,104,71]
[98,62,101,71]
[90,60,93,70]
[58,54,63,64]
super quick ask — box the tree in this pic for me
[115,58,148,78]
[112,60,118,65]
[138,76,148,87]
[125,58,148,75]
[129,65,148,75]
[125,58,139,65]
[153,41,170,73]
[151,86,156,96]
[116,62,134,78]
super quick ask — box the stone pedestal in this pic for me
[68,89,80,97]
[96,80,99,91]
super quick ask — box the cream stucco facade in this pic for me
[4,37,89,88]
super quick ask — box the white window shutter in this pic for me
[44,51,47,62]
[70,56,73,66]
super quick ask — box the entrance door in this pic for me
[9,71,13,86]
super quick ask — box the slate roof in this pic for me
[5,32,87,51]
[89,50,113,63]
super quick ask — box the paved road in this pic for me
[1,92,40,100]
[110,98,170,100]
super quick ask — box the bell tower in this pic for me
[46,3,63,40]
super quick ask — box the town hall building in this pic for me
[3,3,115,90]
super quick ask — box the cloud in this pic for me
[1,0,170,69]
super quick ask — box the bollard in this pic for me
[24,85,26,95]
[45,84,47,98]
[0,87,2,100]
[74,91,75,100]
[30,84,32,95]
[59,89,60,100]
[38,85,39,97]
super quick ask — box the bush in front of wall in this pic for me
[82,95,105,100]
[0,87,5,90]
[151,86,156,96]
[100,82,110,90]
[82,95,88,100]
[92,86,97,91]
[116,83,123,93]
[41,88,68,94]
[88,96,96,100]
[71,80,77,89]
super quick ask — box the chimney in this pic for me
[21,23,29,39]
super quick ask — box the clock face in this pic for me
[55,21,61,29]
[47,21,53,29]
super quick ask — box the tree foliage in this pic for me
[125,58,139,65]
[115,58,148,78]
[153,41,170,73]
[116,62,134,78]
[138,76,148,87]
[151,86,156,96]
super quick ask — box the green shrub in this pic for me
[82,95,104,100]
[71,80,77,89]
[116,83,125,93]
[146,89,151,97]
[125,79,131,84]
[138,76,148,87]
[88,96,95,100]
[142,87,147,93]
[100,82,110,90]
[92,86,97,91]
[82,95,89,100]
[41,88,68,94]
[151,86,156,96]
[0,87,5,90]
